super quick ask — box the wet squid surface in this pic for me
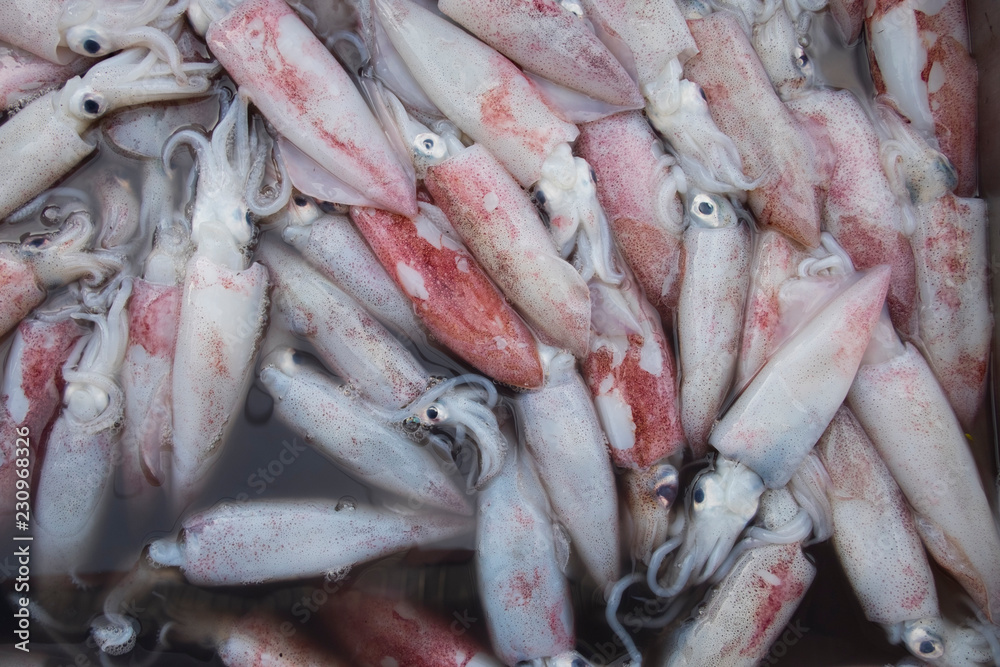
[0,0,995,665]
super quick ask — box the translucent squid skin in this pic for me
[677,194,750,457]
[866,0,978,196]
[476,450,574,665]
[684,11,826,248]
[712,266,891,489]
[322,592,503,667]
[437,0,643,107]
[118,278,181,494]
[204,0,417,216]
[258,239,430,410]
[424,144,592,359]
[374,0,579,188]
[828,0,864,43]
[0,318,82,516]
[0,42,86,111]
[910,195,990,430]
[279,199,424,342]
[817,406,940,626]
[583,0,698,87]
[660,542,815,667]
[147,499,473,586]
[735,229,810,392]
[170,256,269,510]
[258,355,471,517]
[350,205,544,390]
[215,612,351,667]
[583,272,685,469]
[788,89,919,337]
[576,111,686,322]
[848,335,1000,623]
[517,349,620,588]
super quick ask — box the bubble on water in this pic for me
[335,496,357,512]
[324,565,351,582]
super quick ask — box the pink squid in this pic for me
[0,41,87,112]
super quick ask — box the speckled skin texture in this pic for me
[156,499,472,585]
[439,0,642,106]
[867,0,977,196]
[287,213,424,341]
[425,145,592,358]
[170,257,269,511]
[0,0,72,64]
[207,0,417,216]
[712,266,891,488]
[260,239,429,409]
[678,221,750,456]
[577,111,685,323]
[788,88,918,336]
[375,0,578,188]
[476,452,574,663]
[0,318,81,517]
[0,89,94,220]
[910,195,991,429]
[828,0,864,43]
[351,205,543,389]
[849,343,1000,622]
[685,12,826,248]
[216,612,349,666]
[0,43,86,110]
[817,407,939,625]
[735,230,809,392]
[518,350,620,587]
[662,543,815,667]
[584,0,698,85]
[265,364,471,516]
[119,279,181,494]
[324,592,501,667]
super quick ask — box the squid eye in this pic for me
[413,132,447,161]
[293,196,308,207]
[693,487,705,504]
[904,623,945,660]
[534,189,546,205]
[65,26,110,57]
[82,38,101,54]
[699,87,708,101]
[697,200,714,215]
[423,403,445,424]
[83,98,101,115]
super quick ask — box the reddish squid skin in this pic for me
[424,144,591,358]
[828,0,864,44]
[206,0,417,216]
[350,206,543,389]
[684,12,825,249]
[215,612,350,667]
[438,0,642,107]
[0,43,86,110]
[324,591,501,667]
[577,111,685,322]
[866,0,977,196]
[787,89,918,336]
[0,248,46,339]
[582,280,685,469]
[0,318,81,516]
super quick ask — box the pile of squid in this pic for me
[0,0,996,664]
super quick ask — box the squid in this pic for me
[147,497,473,585]
[750,2,815,101]
[476,444,575,665]
[0,314,83,516]
[421,140,591,359]
[163,92,289,511]
[373,0,622,283]
[658,488,816,667]
[847,308,1000,623]
[817,406,998,667]
[351,203,544,389]
[0,41,87,112]
[623,462,680,565]
[0,210,120,338]
[879,106,990,429]
[677,190,750,456]
[258,347,474,515]
[0,0,189,75]
[684,9,828,248]
[0,46,216,219]
[515,347,620,588]
[437,0,643,108]
[34,279,131,579]
[188,0,418,215]
[322,591,503,667]
[866,0,977,196]
[787,87,919,336]
[277,195,424,341]
[576,110,687,323]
